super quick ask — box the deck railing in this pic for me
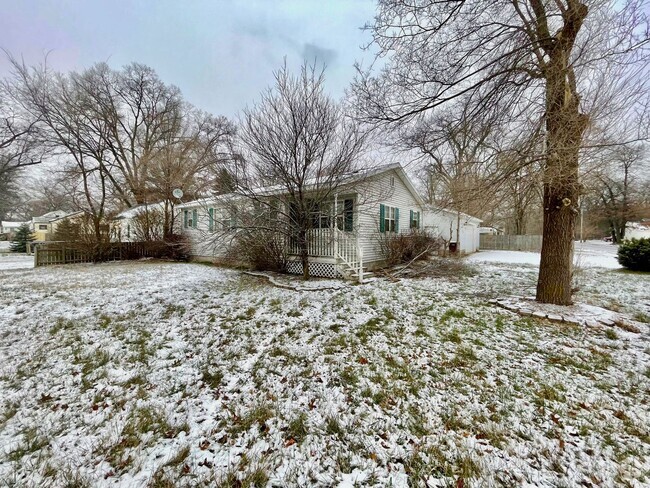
[288,228,337,257]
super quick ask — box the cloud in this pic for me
[301,43,338,67]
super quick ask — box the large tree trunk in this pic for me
[536,53,588,305]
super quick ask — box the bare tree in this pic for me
[148,109,236,237]
[583,143,648,241]
[0,76,42,219]
[9,59,113,252]
[353,0,650,305]
[237,62,366,279]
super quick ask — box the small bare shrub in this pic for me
[380,230,441,266]
[230,228,289,273]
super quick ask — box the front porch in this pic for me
[287,228,367,282]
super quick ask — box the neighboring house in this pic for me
[113,202,167,242]
[31,210,85,242]
[0,221,30,239]
[176,163,480,280]
[625,220,650,240]
[423,208,482,254]
[479,226,503,236]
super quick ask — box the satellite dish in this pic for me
[172,189,184,199]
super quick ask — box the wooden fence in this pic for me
[34,241,165,267]
[479,234,543,252]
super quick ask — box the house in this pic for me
[176,163,480,280]
[31,210,85,242]
[423,208,482,254]
[0,221,30,240]
[113,202,167,242]
[625,220,650,240]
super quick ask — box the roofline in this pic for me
[176,163,426,209]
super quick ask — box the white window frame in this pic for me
[384,205,396,233]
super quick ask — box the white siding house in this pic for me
[176,163,479,280]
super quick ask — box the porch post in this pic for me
[334,192,339,258]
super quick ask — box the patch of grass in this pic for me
[201,368,224,389]
[286,309,301,318]
[79,349,111,377]
[357,317,382,342]
[324,416,345,438]
[161,303,186,319]
[439,308,466,323]
[339,366,359,387]
[49,317,76,335]
[534,383,566,406]
[216,466,269,488]
[0,401,19,428]
[106,406,186,473]
[229,403,275,436]
[382,308,396,321]
[442,328,462,344]
[605,328,618,340]
[7,427,49,462]
[633,312,650,323]
[286,412,309,444]
[449,345,477,368]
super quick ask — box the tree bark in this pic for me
[536,60,588,304]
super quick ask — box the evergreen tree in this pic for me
[10,224,35,253]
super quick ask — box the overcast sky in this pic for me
[0,0,377,118]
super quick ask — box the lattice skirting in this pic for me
[287,260,342,278]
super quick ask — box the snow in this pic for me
[468,240,621,269]
[0,259,648,486]
[0,254,34,270]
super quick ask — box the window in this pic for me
[183,209,197,229]
[379,204,399,233]
[343,199,353,232]
[309,201,331,229]
[221,209,237,230]
[409,210,421,229]
[38,224,48,230]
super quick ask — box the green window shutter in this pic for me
[410,209,413,228]
[192,209,198,229]
[379,204,385,233]
[208,208,214,232]
[395,208,400,232]
[183,210,188,228]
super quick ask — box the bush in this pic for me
[617,238,650,272]
[380,230,441,266]
[230,229,289,273]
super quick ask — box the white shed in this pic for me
[422,207,481,254]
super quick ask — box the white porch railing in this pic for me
[334,228,364,283]
[287,228,364,282]
[288,228,336,257]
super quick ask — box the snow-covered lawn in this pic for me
[468,240,621,269]
[0,254,34,271]
[0,260,648,487]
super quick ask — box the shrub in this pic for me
[229,229,289,273]
[617,238,650,272]
[380,230,441,266]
